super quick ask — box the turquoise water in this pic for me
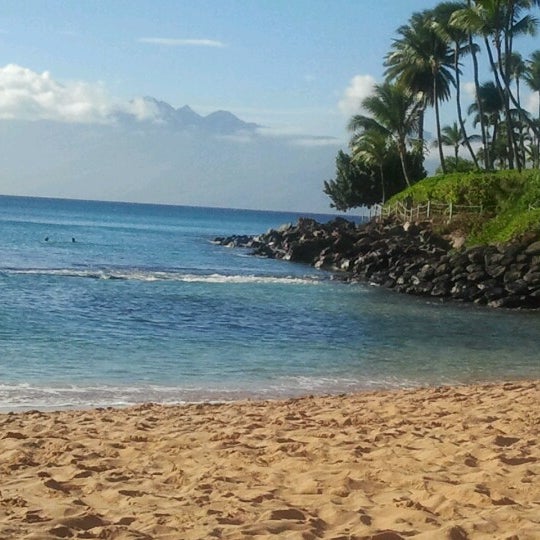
[0,195,539,410]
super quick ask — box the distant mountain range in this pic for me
[115,97,260,134]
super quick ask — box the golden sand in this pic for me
[0,381,538,539]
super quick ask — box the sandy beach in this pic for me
[0,381,538,539]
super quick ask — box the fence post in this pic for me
[448,202,453,222]
[427,200,431,219]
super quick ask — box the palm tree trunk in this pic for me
[379,164,386,204]
[470,31,489,169]
[516,78,526,168]
[492,118,499,169]
[537,98,540,168]
[398,141,411,187]
[503,1,521,171]
[417,97,426,151]
[434,75,446,174]
[505,77,540,143]
[454,42,479,170]
[485,36,516,169]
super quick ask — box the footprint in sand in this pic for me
[268,508,306,521]
[499,455,537,465]
[118,489,145,497]
[493,435,520,447]
[43,478,71,493]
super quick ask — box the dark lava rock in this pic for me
[213,217,540,309]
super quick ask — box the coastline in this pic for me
[216,216,540,310]
[1,380,538,539]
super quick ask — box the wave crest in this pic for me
[3,268,320,285]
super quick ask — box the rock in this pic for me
[485,264,506,279]
[215,216,539,309]
[488,296,524,308]
[467,270,487,283]
[504,269,523,283]
[483,287,506,302]
[287,238,330,263]
[505,279,530,295]
[523,270,540,285]
[431,281,451,297]
[525,240,540,256]
[466,246,486,264]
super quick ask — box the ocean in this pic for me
[0,195,538,411]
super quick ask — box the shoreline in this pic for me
[2,370,540,414]
[1,380,538,539]
[215,216,540,310]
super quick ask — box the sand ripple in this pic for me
[0,381,538,539]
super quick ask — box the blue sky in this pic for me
[0,0,454,138]
[0,1,538,212]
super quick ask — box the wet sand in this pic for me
[0,381,538,539]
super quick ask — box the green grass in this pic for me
[386,169,540,245]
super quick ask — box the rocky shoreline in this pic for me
[215,217,540,309]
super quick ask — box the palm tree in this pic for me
[434,121,481,168]
[524,50,540,166]
[451,0,539,169]
[348,81,421,187]
[451,0,490,168]
[350,129,390,203]
[468,81,505,168]
[503,52,528,165]
[384,9,455,174]
[430,0,481,170]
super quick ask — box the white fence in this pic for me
[370,200,488,223]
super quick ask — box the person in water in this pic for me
[72,237,76,243]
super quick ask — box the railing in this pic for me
[371,200,488,223]
[369,197,538,223]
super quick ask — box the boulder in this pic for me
[525,240,540,256]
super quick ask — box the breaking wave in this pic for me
[2,267,322,285]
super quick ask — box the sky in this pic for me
[0,0,539,212]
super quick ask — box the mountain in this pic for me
[115,97,260,134]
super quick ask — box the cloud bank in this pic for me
[0,64,112,123]
[138,38,226,48]
[0,64,203,125]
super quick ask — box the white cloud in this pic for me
[290,136,340,147]
[463,81,476,100]
[118,97,161,121]
[255,125,341,147]
[0,64,111,123]
[138,38,226,48]
[0,64,168,124]
[338,74,376,116]
[525,91,539,115]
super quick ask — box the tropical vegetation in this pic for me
[387,168,540,244]
[325,0,540,217]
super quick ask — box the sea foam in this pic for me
[4,268,320,285]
